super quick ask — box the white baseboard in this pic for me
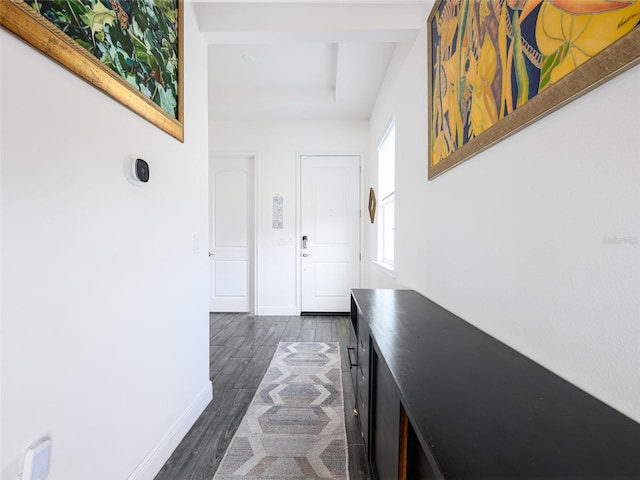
[127,381,213,480]
[256,306,298,316]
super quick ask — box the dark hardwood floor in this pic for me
[154,313,371,480]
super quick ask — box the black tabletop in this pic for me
[352,288,640,479]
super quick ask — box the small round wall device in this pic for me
[125,156,150,185]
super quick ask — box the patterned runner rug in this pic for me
[212,342,348,480]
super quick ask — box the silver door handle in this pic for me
[209,252,214,257]
[302,253,311,257]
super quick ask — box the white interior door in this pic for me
[209,155,254,312]
[301,155,360,313]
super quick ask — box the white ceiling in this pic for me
[194,1,432,120]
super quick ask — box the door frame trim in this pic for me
[296,152,364,315]
[209,151,259,314]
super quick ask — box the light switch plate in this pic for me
[22,437,50,480]
[193,234,200,254]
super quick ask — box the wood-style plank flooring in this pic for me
[154,313,371,480]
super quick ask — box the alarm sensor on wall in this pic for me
[124,156,150,185]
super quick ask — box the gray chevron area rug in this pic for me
[212,342,348,480]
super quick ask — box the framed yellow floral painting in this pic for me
[428,0,640,179]
[1,0,183,141]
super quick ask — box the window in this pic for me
[377,123,395,267]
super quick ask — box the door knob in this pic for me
[209,252,214,257]
[302,253,311,257]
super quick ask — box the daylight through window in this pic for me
[377,123,395,267]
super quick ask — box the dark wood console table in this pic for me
[349,288,640,479]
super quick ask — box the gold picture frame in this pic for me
[428,1,640,179]
[0,0,184,142]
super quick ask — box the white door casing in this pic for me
[209,155,255,312]
[300,155,360,313]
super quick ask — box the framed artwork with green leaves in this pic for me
[1,0,183,141]
[428,0,640,179]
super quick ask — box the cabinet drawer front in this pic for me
[357,379,370,448]
[357,363,369,405]
[349,363,358,400]
[359,330,369,357]
[357,319,371,378]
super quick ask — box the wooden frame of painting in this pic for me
[428,1,640,179]
[0,0,184,142]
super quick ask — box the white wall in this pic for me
[368,23,640,423]
[0,25,4,475]
[210,120,369,315]
[0,4,211,479]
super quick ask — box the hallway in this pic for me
[155,313,370,480]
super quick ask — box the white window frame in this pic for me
[377,122,395,270]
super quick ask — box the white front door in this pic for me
[301,155,360,313]
[209,155,254,312]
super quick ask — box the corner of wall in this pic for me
[127,382,212,480]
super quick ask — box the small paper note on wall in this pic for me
[273,194,283,229]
